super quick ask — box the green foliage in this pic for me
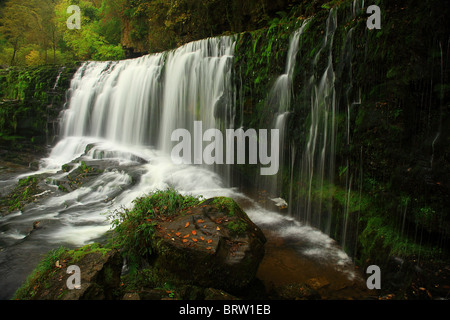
[0,64,79,147]
[107,189,201,272]
[13,246,67,300]
[0,0,64,66]
[212,197,240,216]
[4,175,40,212]
[66,243,110,263]
[321,0,344,10]
[80,161,91,173]
[18,176,37,187]
[54,0,125,61]
[0,0,125,65]
[359,214,443,266]
[227,220,248,235]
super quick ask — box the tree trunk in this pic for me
[10,38,19,66]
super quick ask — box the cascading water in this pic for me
[270,8,360,252]
[158,37,236,153]
[266,19,310,198]
[0,23,361,300]
[298,8,338,231]
[59,54,165,147]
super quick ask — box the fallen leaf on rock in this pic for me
[192,230,197,235]
[200,236,205,241]
[183,234,190,238]
[175,232,181,237]
[207,239,213,243]
[206,247,212,250]
[197,219,205,223]
[192,238,198,242]
[182,239,188,243]
[185,222,190,228]
[216,226,220,231]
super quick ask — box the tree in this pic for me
[0,1,33,65]
[54,0,125,61]
[0,0,60,65]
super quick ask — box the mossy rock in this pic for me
[54,161,104,193]
[13,244,122,300]
[146,197,266,293]
[1,175,43,213]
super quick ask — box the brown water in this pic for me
[234,195,371,300]
[257,229,371,299]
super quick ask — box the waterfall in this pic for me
[42,18,356,268]
[158,37,236,154]
[298,8,338,230]
[60,54,165,147]
[0,13,366,300]
[265,19,309,199]
[47,36,235,172]
[269,20,308,115]
[52,66,65,90]
[45,8,356,256]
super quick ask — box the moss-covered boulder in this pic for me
[148,197,266,292]
[13,244,122,300]
[54,161,104,193]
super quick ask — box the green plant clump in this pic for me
[13,246,67,300]
[108,189,201,269]
[5,176,40,212]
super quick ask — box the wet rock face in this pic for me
[149,197,267,292]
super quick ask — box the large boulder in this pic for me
[148,197,266,293]
[14,244,122,300]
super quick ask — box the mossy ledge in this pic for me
[13,244,121,300]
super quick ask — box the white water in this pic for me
[0,29,360,300]
[266,20,310,198]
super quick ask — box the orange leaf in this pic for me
[216,226,220,231]
[183,234,190,238]
[206,247,212,250]
[197,219,205,223]
[200,236,205,241]
[192,230,197,235]
[192,238,198,242]
[175,232,181,237]
[207,239,213,243]
[185,222,190,228]
[182,239,188,243]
